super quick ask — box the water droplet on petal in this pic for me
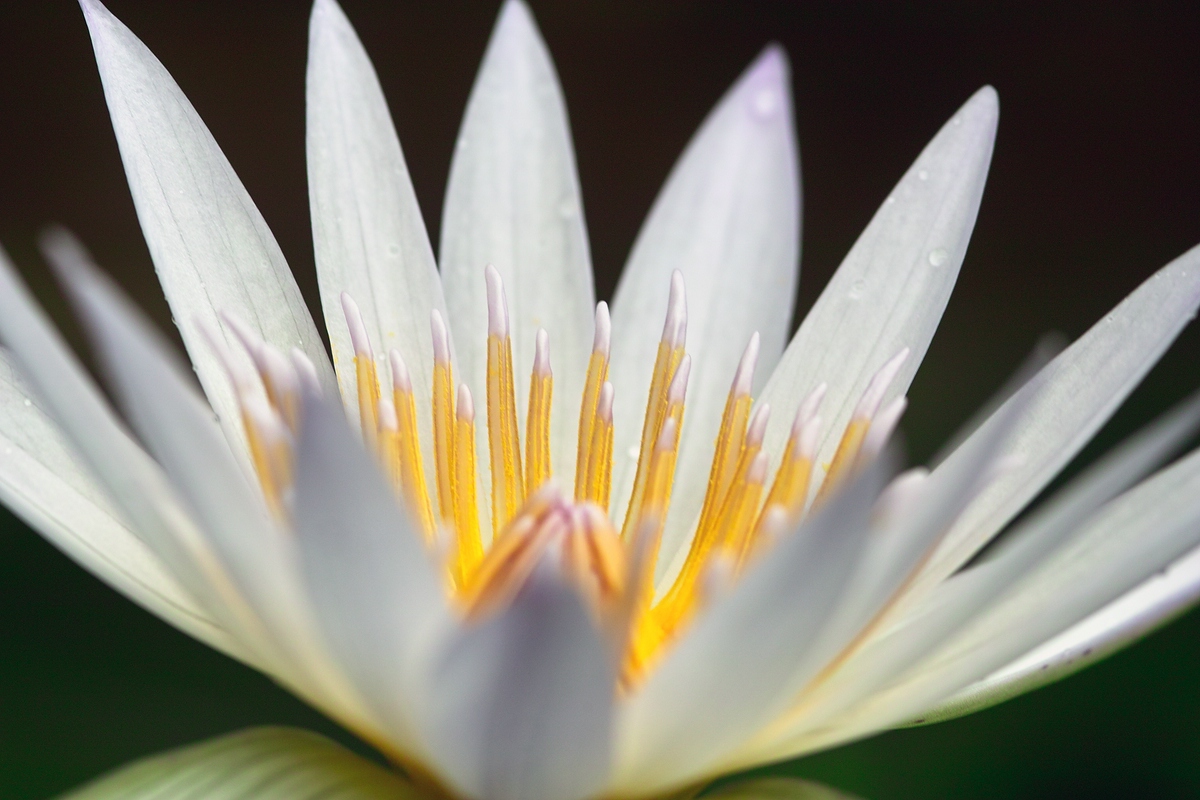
[23,398,32,407]
[627,445,640,460]
[457,137,468,150]
[885,195,897,205]
[848,279,866,299]
[928,248,948,267]
[917,169,929,181]
[558,199,577,219]
[387,243,401,257]
[952,115,963,126]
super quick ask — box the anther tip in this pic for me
[597,381,614,421]
[748,402,771,444]
[733,333,761,396]
[430,310,451,364]
[485,264,509,337]
[533,328,551,375]
[341,292,372,357]
[456,383,475,421]
[388,349,412,392]
[655,416,678,451]
[667,355,692,403]
[593,302,611,356]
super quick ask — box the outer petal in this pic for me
[909,540,1200,725]
[292,387,448,755]
[756,87,998,484]
[0,351,245,663]
[608,46,800,566]
[60,727,427,800]
[424,565,615,800]
[55,247,369,731]
[0,241,258,663]
[306,0,449,476]
[79,0,336,465]
[704,778,863,800]
[440,0,595,504]
[910,243,1200,596]
[613,454,891,796]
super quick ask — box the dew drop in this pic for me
[751,87,779,120]
[917,169,929,181]
[848,279,866,299]
[952,115,963,126]
[386,243,401,257]
[627,445,640,460]
[885,195,897,205]
[557,199,577,219]
[456,137,468,150]
[927,248,948,267]
[23,398,32,407]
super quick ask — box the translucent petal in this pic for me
[756,87,998,485]
[0,351,246,664]
[440,0,595,504]
[306,0,449,480]
[425,565,614,800]
[80,0,336,465]
[292,388,449,754]
[608,46,800,565]
[59,727,426,800]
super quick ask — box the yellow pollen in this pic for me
[525,329,553,492]
[451,383,483,589]
[485,265,525,533]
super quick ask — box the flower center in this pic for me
[209,267,908,684]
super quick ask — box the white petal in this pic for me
[608,46,800,568]
[55,248,368,729]
[424,565,615,800]
[911,540,1200,725]
[79,0,336,465]
[0,242,262,661]
[756,87,998,486]
[0,351,247,664]
[613,454,892,796]
[306,0,449,478]
[728,388,1200,766]
[291,387,448,754]
[911,243,1200,595]
[440,0,595,506]
[59,727,425,800]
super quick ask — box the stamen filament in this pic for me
[485,265,525,533]
[390,350,436,542]
[451,383,483,589]
[431,310,456,524]
[582,382,614,508]
[575,303,611,500]
[342,293,381,454]
[525,328,553,492]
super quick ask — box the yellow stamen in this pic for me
[390,350,436,542]
[575,303,611,500]
[581,382,614,508]
[485,266,525,533]
[451,383,483,589]
[431,310,456,524]
[621,271,687,540]
[342,293,381,454]
[525,329,553,493]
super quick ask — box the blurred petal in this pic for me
[0,351,247,663]
[292,387,448,753]
[59,727,427,800]
[912,243,1200,595]
[614,455,891,796]
[757,87,997,486]
[0,241,260,662]
[79,0,336,464]
[440,0,595,502]
[425,565,615,800]
[306,0,449,477]
[910,539,1200,725]
[54,245,367,725]
[705,778,863,800]
[608,46,800,567]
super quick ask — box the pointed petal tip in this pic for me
[496,0,538,39]
[738,43,793,124]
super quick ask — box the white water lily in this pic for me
[2,1,1200,799]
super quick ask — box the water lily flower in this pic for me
[2,1,1200,799]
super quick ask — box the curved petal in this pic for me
[608,46,800,566]
[440,0,595,505]
[60,727,427,800]
[614,455,891,797]
[54,246,369,731]
[292,387,449,756]
[424,565,615,800]
[79,0,336,466]
[0,241,261,663]
[756,87,998,483]
[910,242,1200,595]
[908,539,1200,725]
[705,778,863,800]
[306,0,449,480]
[0,351,247,664]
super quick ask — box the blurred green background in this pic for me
[1,1,1199,798]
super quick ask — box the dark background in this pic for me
[1,1,1199,798]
